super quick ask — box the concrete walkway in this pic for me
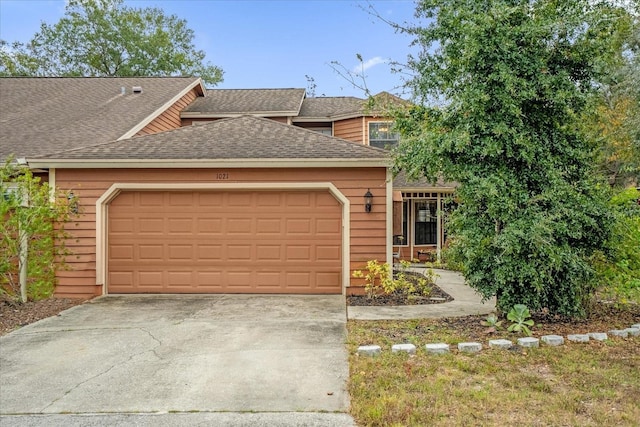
[347,268,496,320]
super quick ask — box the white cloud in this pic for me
[352,56,386,73]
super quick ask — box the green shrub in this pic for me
[352,260,437,299]
[593,188,640,305]
[1,161,77,302]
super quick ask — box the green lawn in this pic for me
[348,319,640,426]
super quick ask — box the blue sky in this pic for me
[0,0,421,97]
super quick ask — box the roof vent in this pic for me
[120,86,126,95]
[132,86,143,94]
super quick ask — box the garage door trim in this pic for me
[95,182,351,294]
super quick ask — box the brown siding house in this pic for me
[1,77,452,299]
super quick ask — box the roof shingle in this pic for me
[32,115,390,161]
[0,77,202,160]
[183,88,305,116]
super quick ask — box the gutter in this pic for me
[26,158,392,169]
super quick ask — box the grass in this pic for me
[347,319,640,426]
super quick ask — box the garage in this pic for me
[107,189,342,294]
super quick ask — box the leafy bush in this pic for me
[352,260,436,299]
[593,188,640,305]
[1,161,77,302]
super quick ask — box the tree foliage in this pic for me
[1,162,77,302]
[394,0,620,316]
[0,0,223,86]
[585,5,639,186]
[593,188,640,305]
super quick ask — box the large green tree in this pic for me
[0,0,223,85]
[394,0,622,316]
[586,5,639,187]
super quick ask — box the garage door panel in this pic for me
[256,245,282,260]
[197,244,222,259]
[286,193,311,206]
[139,244,163,261]
[227,271,252,287]
[138,192,164,206]
[108,190,342,294]
[167,271,192,286]
[168,192,193,206]
[316,218,341,234]
[138,271,163,287]
[227,218,253,234]
[197,271,223,287]
[167,218,193,234]
[255,271,282,287]
[257,192,282,206]
[316,272,341,289]
[109,272,133,287]
[198,192,224,205]
[197,218,222,234]
[286,245,311,260]
[286,219,311,234]
[110,245,134,260]
[228,193,252,206]
[256,218,282,234]
[168,245,193,260]
[286,272,311,287]
[317,245,341,261]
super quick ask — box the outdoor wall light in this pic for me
[364,189,373,213]
[68,191,79,214]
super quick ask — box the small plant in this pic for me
[507,304,535,336]
[482,313,503,333]
[352,260,437,299]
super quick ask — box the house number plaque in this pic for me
[215,172,229,180]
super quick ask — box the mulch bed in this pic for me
[348,270,454,306]
[367,301,640,344]
[347,283,453,306]
[0,297,87,336]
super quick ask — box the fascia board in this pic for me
[27,158,392,169]
[117,78,206,141]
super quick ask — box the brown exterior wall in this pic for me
[54,167,388,298]
[136,88,201,136]
[334,118,364,144]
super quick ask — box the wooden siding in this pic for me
[54,167,387,298]
[136,88,200,136]
[334,117,364,144]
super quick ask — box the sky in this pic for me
[0,0,422,97]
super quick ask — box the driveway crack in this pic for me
[39,327,162,413]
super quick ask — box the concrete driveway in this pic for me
[0,295,354,426]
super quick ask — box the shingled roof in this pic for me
[393,170,457,190]
[29,116,390,165]
[182,88,306,117]
[295,91,411,121]
[297,96,365,119]
[0,77,204,160]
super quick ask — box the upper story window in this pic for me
[368,122,399,149]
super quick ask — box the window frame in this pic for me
[368,121,399,150]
